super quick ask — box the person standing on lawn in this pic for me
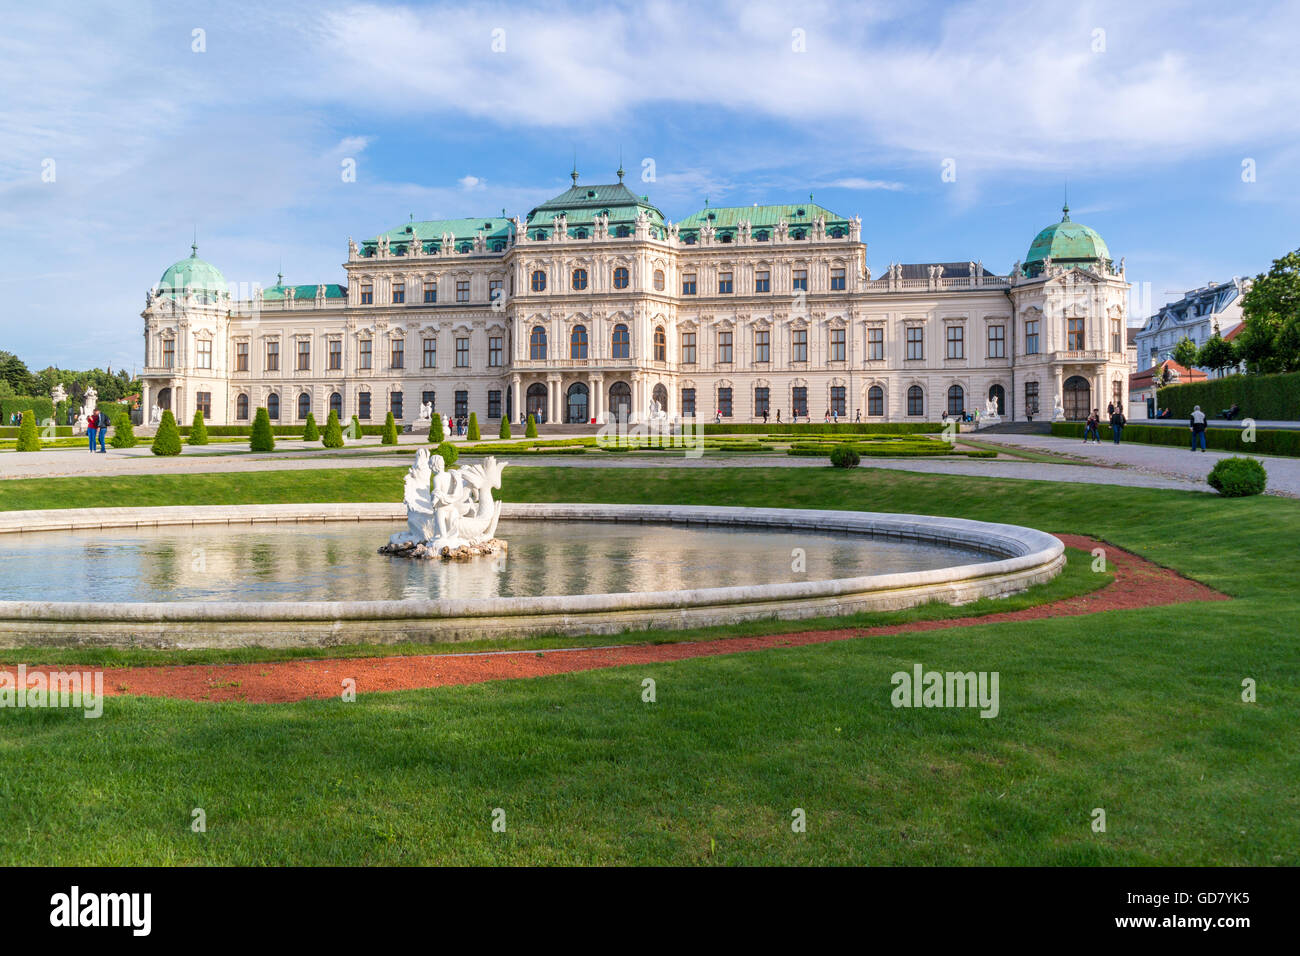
[97,410,108,452]
[86,410,98,452]
[1109,407,1126,444]
[1190,405,1208,452]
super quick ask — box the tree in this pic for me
[0,353,35,395]
[1171,335,1199,371]
[250,406,275,451]
[348,415,361,441]
[15,410,41,452]
[151,410,182,456]
[429,412,444,443]
[381,411,398,445]
[1238,248,1300,373]
[322,410,344,448]
[109,410,138,448]
[499,415,511,439]
[302,411,319,442]
[525,414,538,438]
[467,412,480,441]
[1197,334,1239,376]
[188,409,209,445]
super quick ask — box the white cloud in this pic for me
[826,178,906,191]
[458,174,486,191]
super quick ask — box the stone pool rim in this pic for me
[0,503,1065,648]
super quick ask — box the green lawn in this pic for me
[0,465,1296,865]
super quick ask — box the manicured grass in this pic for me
[0,465,1296,865]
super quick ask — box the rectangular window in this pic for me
[830,386,846,417]
[297,339,311,371]
[792,386,808,418]
[908,388,924,417]
[682,273,696,295]
[359,391,371,420]
[163,339,175,368]
[488,390,502,419]
[792,269,808,291]
[423,338,436,369]
[196,391,211,419]
[456,337,469,367]
[422,390,435,411]
[682,332,697,364]
[718,271,733,294]
[1068,318,1086,351]
[423,280,437,303]
[754,387,770,417]
[755,329,770,363]
[1025,320,1040,355]
[455,391,468,418]
[717,387,733,417]
[488,336,502,367]
[946,325,964,359]
[457,279,470,303]
[681,388,696,417]
[266,340,280,371]
[359,339,372,369]
[197,339,212,369]
[906,327,923,361]
[988,325,1005,359]
[390,338,404,369]
[489,279,503,304]
[360,283,373,305]
[1113,380,1122,407]
[1024,381,1039,416]
[868,327,884,361]
[792,329,808,363]
[868,388,884,416]
[329,339,342,370]
[392,281,405,304]
[755,270,770,293]
[391,391,403,420]
[830,267,846,291]
[830,328,845,362]
[235,341,248,371]
[1111,319,1122,353]
[717,331,733,364]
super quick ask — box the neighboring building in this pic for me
[1134,279,1249,374]
[140,173,1132,426]
[1129,360,1208,419]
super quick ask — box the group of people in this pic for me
[86,410,109,452]
[7,412,25,426]
[1083,403,1129,444]
[445,415,471,437]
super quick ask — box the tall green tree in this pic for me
[1238,248,1300,373]
[1171,335,1200,370]
[1197,334,1239,375]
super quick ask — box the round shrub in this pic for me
[321,410,344,448]
[429,413,444,444]
[1207,456,1267,497]
[525,414,538,439]
[109,411,137,448]
[15,411,41,452]
[499,416,511,440]
[829,444,861,468]
[151,409,182,456]
[188,409,209,445]
[302,411,319,442]
[468,412,480,441]
[382,411,398,445]
[435,441,459,468]
[250,407,276,452]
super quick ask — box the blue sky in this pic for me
[2,0,1298,372]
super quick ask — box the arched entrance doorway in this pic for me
[988,383,1005,416]
[652,383,668,414]
[1063,376,1090,421]
[609,381,632,422]
[565,382,589,423]
[526,383,548,424]
[156,387,172,411]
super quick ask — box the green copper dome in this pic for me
[1025,204,1110,268]
[156,243,228,301]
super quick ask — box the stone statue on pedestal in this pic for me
[381,450,509,560]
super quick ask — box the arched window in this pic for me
[570,325,588,359]
[653,269,665,291]
[330,392,343,419]
[530,326,547,360]
[267,393,280,421]
[609,381,632,421]
[526,383,548,423]
[612,324,630,359]
[868,385,884,417]
[652,383,668,413]
[236,394,249,421]
[907,386,924,417]
[572,268,588,290]
[653,326,666,361]
[947,384,965,416]
[298,392,311,420]
[565,382,589,423]
[530,270,547,292]
[988,384,1005,416]
[613,267,629,289]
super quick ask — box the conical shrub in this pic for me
[382,411,398,445]
[250,406,275,452]
[468,412,480,441]
[188,409,209,445]
[151,409,182,456]
[302,411,319,442]
[16,411,41,452]
[322,409,344,448]
[429,412,444,443]
[525,414,538,438]
[109,410,137,448]
[499,416,511,440]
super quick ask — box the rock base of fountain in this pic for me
[379,537,508,561]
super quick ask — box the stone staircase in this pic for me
[975,421,1054,435]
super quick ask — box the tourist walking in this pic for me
[87,411,98,452]
[1109,407,1126,444]
[1190,405,1208,452]
[1084,409,1101,444]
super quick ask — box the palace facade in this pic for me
[141,169,1133,427]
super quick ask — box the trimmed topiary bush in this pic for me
[109,411,137,448]
[429,413,444,444]
[525,414,538,439]
[15,411,41,452]
[382,411,398,445]
[435,441,459,468]
[250,407,276,452]
[467,412,480,441]
[499,416,511,440]
[322,410,344,448]
[1207,456,1267,497]
[302,412,319,442]
[349,415,361,441]
[188,410,209,445]
[829,444,861,468]
[151,410,182,456]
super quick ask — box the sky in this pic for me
[2,0,1298,373]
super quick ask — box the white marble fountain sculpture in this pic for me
[380,449,509,560]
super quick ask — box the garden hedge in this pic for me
[0,425,72,438]
[1052,422,1300,457]
[1158,370,1300,421]
[0,397,54,424]
[704,422,939,436]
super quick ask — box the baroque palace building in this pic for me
[141,167,1132,427]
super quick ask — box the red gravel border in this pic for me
[43,535,1226,704]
